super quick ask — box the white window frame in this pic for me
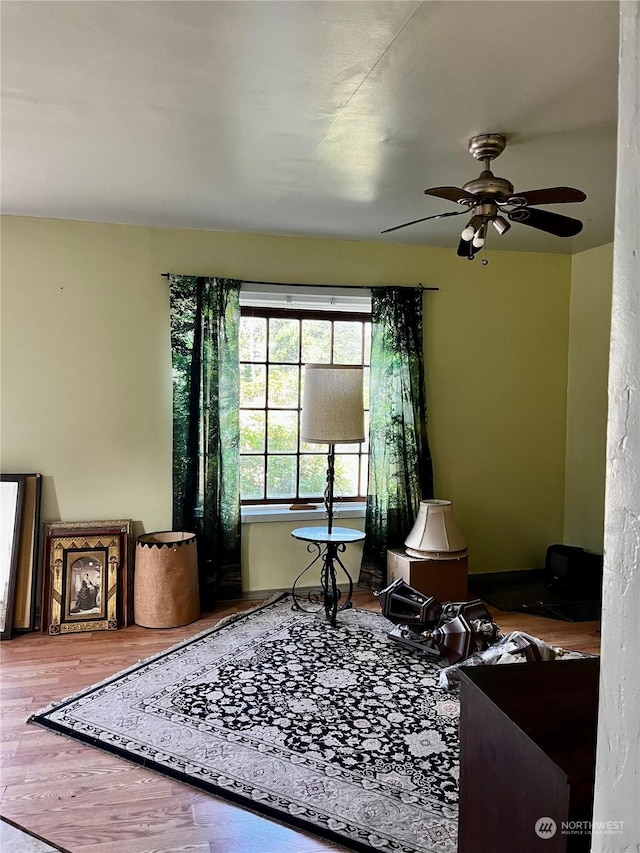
[239,283,371,523]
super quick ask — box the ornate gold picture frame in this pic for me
[42,520,131,635]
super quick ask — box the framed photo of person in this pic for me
[41,520,132,635]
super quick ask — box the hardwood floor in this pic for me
[0,591,601,853]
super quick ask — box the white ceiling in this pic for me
[1,1,619,254]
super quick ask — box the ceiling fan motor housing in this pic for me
[464,134,513,203]
[463,171,514,201]
[468,133,507,162]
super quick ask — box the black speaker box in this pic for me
[545,544,603,598]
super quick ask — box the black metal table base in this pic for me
[291,541,354,627]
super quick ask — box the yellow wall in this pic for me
[425,249,573,574]
[1,215,572,591]
[242,518,365,593]
[564,243,613,553]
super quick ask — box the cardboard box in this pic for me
[386,549,468,601]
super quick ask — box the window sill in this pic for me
[241,502,366,524]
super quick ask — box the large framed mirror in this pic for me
[1,476,24,640]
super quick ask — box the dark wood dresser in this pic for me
[457,657,599,853]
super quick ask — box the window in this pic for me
[239,304,371,504]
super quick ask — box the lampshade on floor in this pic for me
[134,532,200,628]
[404,499,467,560]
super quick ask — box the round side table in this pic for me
[290,526,365,627]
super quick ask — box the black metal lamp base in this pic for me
[291,539,354,627]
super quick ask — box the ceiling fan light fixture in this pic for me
[472,222,487,248]
[461,214,483,242]
[492,215,511,235]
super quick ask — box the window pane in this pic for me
[360,453,369,496]
[334,441,363,453]
[334,455,360,497]
[268,318,299,363]
[301,320,331,364]
[267,455,297,499]
[267,410,298,452]
[300,439,326,453]
[240,317,267,361]
[240,364,266,407]
[333,321,363,364]
[268,365,299,408]
[363,366,370,411]
[240,306,370,505]
[240,456,265,500]
[361,411,370,453]
[299,455,328,498]
[240,410,265,453]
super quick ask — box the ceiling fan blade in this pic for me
[510,187,586,206]
[424,186,477,204]
[381,209,467,235]
[509,207,583,237]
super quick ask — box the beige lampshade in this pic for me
[404,499,467,561]
[301,364,365,444]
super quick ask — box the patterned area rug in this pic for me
[30,594,459,853]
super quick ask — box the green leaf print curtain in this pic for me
[359,286,434,589]
[169,275,242,607]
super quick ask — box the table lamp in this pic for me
[404,499,467,560]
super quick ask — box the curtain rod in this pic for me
[160,274,438,292]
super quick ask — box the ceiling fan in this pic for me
[383,133,586,260]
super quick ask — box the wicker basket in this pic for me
[134,532,200,628]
